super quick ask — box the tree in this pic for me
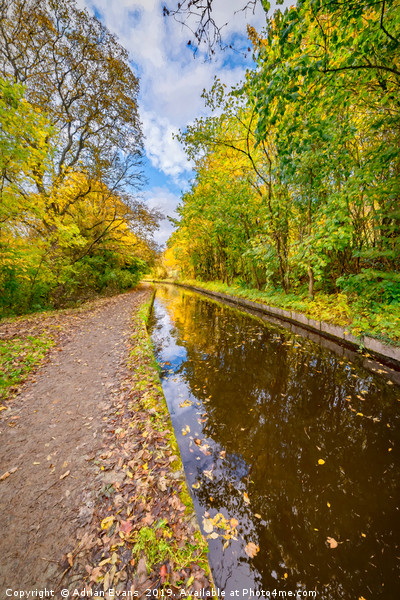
[170,1,400,304]
[163,0,270,55]
[0,0,143,204]
[0,1,160,314]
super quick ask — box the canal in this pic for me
[148,284,399,599]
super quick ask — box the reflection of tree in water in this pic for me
[152,287,400,598]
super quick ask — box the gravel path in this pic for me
[0,288,149,594]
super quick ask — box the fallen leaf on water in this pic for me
[208,532,219,540]
[243,492,250,504]
[203,518,214,534]
[327,502,331,508]
[254,513,262,519]
[204,469,213,481]
[327,536,338,548]
[318,459,325,465]
[182,425,190,436]
[192,482,200,489]
[230,518,239,528]
[361,533,366,538]
[245,542,259,558]
[59,470,70,480]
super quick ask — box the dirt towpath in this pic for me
[0,288,149,594]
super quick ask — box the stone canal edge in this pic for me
[152,281,400,370]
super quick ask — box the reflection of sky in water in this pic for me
[149,286,400,598]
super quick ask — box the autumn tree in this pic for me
[171,1,400,304]
[0,0,159,314]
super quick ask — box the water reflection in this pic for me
[149,285,400,599]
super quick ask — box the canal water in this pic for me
[148,284,399,599]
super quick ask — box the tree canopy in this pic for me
[168,0,400,306]
[0,0,159,315]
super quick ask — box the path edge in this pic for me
[139,286,218,594]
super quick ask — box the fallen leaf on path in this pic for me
[245,542,259,558]
[119,520,133,535]
[60,470,70,479]
[101,516,115,530]
[0,467,18,481]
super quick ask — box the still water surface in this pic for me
[149,285,399,599]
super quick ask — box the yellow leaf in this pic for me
[101,516,115,530]
[327,502,331,508]
[192,482,200,489]
[243,492,250,504]
[318,459,325,465]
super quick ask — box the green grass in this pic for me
[132,519,208,574]
[164,278,400,345]
[0,335,54,404]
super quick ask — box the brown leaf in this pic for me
[327,536,338,549]
[60,470,70,480]
[120,520,133,535]
[245,542,259,558]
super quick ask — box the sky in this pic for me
[78,0,286,246]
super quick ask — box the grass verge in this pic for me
[0,335,54,406]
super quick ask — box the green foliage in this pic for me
[132,519,208,574]
[169,0,400,315]
[0,0,161,317]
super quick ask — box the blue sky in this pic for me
[78,1,287,246]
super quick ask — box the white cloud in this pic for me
[80,0,267,180]
[141,110,192,182]
[143,186,181,246]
